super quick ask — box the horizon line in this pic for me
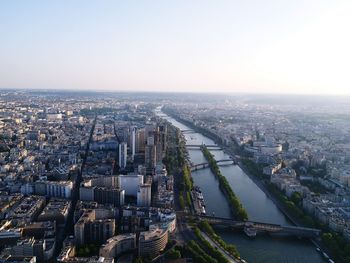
[1,87,350,97]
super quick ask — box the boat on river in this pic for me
[244,226,257,237]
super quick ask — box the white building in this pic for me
[118,174,143,197]
[44,181,73,199]
[46,113,62,122]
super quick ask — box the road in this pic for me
[173,212,197,244]
[200,231,240,263]
[54,116,96,257]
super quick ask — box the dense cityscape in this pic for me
[2,1,350,262]
[0,90,348,262]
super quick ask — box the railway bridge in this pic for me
[197,215,321,238]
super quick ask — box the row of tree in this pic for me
[202,145,248,221]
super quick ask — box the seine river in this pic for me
[160,112,326,263]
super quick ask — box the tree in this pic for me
[166,248,181,259]
[291,192,302,205]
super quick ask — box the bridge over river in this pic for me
[197,215,321,238]
[186,144,223,150]
[190,159,236,171]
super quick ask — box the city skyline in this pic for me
[1,1,350,95]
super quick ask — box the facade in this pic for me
[74,209,115,246]
[34,180,73,199]
[99,233,136,258]
[79,176,125,206]
[138,227,168,259]
[137,184,152,207]
[94,187,125,207]
[118,142,127,170]
[46,181,73,199]
[118,174,143,197]
[79,186,95,201]
[145,144,156,170]
[131,127,136,160]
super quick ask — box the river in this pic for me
[159,111,326,263]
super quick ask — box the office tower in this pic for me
[118,142,127,170]
[137,184,152,207]
[131,127,136,160]
[145,144,156,171]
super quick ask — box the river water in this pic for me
[160,112,325,263]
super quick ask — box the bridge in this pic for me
[186,144,222,150]
[181,129,196,134]
[190,159,236,171]
[197,215,321,238]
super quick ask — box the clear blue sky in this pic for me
[1,1,349,94]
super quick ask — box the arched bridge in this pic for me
[190,159,236,171]
[197,215,321,238]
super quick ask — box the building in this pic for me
[99,233,136,258]
[79,186,95,202]
[6,237,55,262]
[74,209,115,246]
[34,180,73,199]
[131,127,136,161]
[263,163,282,176]
[118,142,127,170]
[7,196,46,223]
[37,199,70,225]
[138,227,168,259]
[135,129,145,154]
[118,174,143,197]
[22,221,56,239]
[45,181,73,199]
[137,184,151,207]
[79,176,125,207]
[145,144,156,171]
[94,187,125,207]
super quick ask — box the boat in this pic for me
[244,226,257,237]
[197,193,204,200]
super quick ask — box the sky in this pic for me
[0,1,350,95]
